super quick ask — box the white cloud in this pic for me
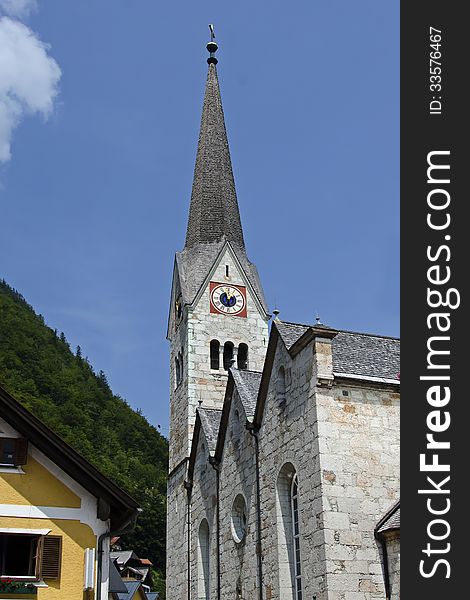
[0,0,37,19]
[0,16,60,162]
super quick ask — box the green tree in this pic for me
[0,280,168,590]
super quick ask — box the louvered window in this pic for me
[0,437,28,466]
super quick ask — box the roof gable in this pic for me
[0,383,140,529]
[175,240,269,316]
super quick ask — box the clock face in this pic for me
[210,283,247,317]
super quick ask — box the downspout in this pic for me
[374,530,390,600]
[209,458,221,600]
[184,480,193,600]
[248,426,263,600]
[96,508,141,600]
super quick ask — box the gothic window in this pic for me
[197,519,210,600]
[237,344,248,370]
[276,463,302,600]
[175,294,183,322]
[210,340,220,370]
[175,355,182,388]
[223,342,234,371]
[277,366,287,406]
[174,357,179,387]
[231,410,241,444]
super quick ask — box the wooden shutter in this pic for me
[38,535,62,580]
[13,438,28,465]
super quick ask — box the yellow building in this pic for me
[0,384,141,600]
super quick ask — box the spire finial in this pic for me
[207,24,218,64]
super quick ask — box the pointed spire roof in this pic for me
[185,51,245,249]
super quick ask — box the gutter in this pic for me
[374,528,391,600]
[209,458,221,600]
[248,425,263,600]
[96,508,142,600]
[184,480,193,600]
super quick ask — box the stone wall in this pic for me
[386,533,400,600]
[217,389,258,600]
[258,333,326,600]
[166,461,189,600]
[314,341,400,600]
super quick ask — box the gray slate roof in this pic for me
[110,550,136,566]
[276,320,400,382]
[377,500,400,533]
[185,63,244,250]
[176,61,268,315]
[109,559,128,594]
[176,240,268,314]
[333,330,400,381]
[275,321,309,349]
[116,580,141,600]
[198,407,222,454]
[231,369,262,418]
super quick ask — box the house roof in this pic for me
[115,580,143,600]
[109,559,128,594]
[110,550,137,566]
[0,383,141,530]
[376,500,400,534]
[276,320,400,382]
[146,594,159,600]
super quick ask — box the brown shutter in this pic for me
[14,438,28,465]
[39,535,62,580]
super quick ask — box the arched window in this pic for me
[210,340,220,370]
[237,344,248,370]
[198,519,210,600]
[276,463,302,600]
[223,342,234,371]
[277,366,286,405]
[231,410,241,443]
[179,350,184,382]
[175,356,181,388]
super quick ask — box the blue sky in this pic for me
[0,1,399,434]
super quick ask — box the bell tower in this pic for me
[166,29,270,597]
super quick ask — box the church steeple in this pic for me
[184,29,245,250]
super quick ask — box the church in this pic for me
[166,33,400,600]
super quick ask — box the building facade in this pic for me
[166,37,400,600]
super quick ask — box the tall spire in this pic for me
[184,27,245,250]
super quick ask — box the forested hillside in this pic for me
[0,279,168,595]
